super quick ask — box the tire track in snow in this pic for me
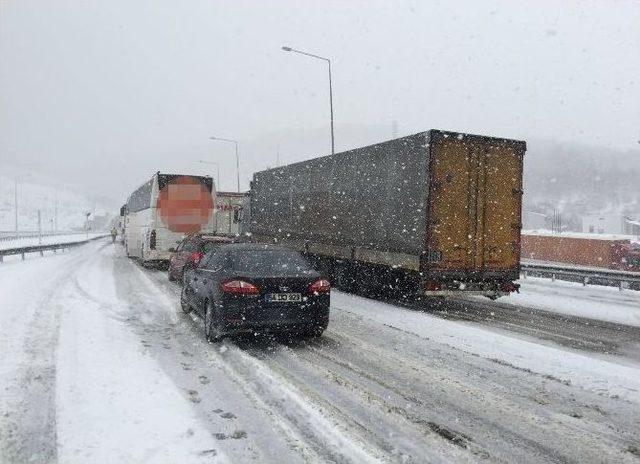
[140,267,476,463]
[307,310,640,463]
[139,266,388,463]
[0,240,110,464]
[136,259,640,463]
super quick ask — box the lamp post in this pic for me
[84,211,91,240]
[14,178,17,232]
[209,137,240,192]
[196,160,220,191]
[282,45,334,155]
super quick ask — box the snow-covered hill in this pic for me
[0,172,116,232]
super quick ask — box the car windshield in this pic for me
[229,249,311,275]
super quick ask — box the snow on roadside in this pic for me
[0,248,83,427]
[55,244,227,463]
[503,276,640,327]
[0,233,106,251]
[333,291,640,404]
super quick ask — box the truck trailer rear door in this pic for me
[426,132,524,278]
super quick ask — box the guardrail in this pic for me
[0,235,108,262]
[0,230,89,243]
[520,260,640,291]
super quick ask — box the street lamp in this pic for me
[196,160,220,191]
[84,211,91,240]
[14,178,17,232]
[209,136,240,192]
[282,45,335,155]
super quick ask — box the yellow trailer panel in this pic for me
[426,134,524,276]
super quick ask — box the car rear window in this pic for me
[229,249,311,274]
[201,241,224,253]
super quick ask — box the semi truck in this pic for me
[249,130,526,298]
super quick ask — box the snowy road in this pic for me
[1,239,639,463]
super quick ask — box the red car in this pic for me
[168,234,234,284]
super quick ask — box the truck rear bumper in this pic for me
[422,279,519,298]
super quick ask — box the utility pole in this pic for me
[37,210,42,244]
[85,212,91,240]
[54,188,58,232]
[209,136,241,192]
[14,178,18,232]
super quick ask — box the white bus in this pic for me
[124,172,216,264]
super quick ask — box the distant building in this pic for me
[625,218,640,236]
[582,213,640,236]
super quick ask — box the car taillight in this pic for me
[220,280,259,295]
[190,252,204,264]
[149,230,156,250]
[500,282,519,293]
[309,279,331,294]
[424,280,441,292]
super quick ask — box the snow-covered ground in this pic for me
[336,292,640,402]
[1,240,639,463]
[504,276,640,327]
[0,233,107,251]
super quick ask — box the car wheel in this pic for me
[180,285,191,314]
[204,300,223,342]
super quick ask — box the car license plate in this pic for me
[265,293,302,303]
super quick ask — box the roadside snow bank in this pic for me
[333,292,640,404]
[506,277,640,327]
[55,244,226,463]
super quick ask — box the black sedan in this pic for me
[180,243,330,341]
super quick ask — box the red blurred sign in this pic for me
[157,176,214,233]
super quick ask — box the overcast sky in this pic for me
[1,0,639,200]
